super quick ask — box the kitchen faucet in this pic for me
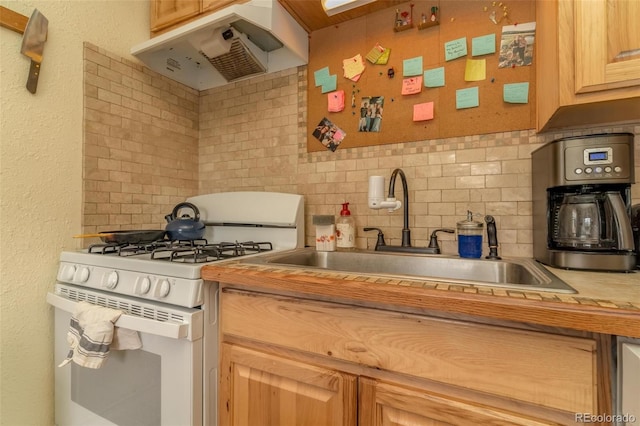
[366,168,445,254]
[390,168,411,247]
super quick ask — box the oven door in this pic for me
[48,286,203,426]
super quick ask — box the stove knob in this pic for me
[59,265,76,282]
[105,271,119,289]
[157,279,171,298]
[75,267,91,283]
[135,277,151,295]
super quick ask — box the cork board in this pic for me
[307,0,536,152]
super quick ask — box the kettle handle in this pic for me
[605,192,634,251]
[170,202,201,221]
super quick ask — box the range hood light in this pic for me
[322,0,376,16]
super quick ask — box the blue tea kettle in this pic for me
[165,202,205,241]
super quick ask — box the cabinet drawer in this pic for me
[359,377,557,425]
[221,289,597,413]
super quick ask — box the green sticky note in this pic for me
[423,67,445,87]
[314,67,330,87]
[456,87,479,109]
[321,75,337,93]
[471,34,496,57]
[444,37,467,61]
[403,56,423,77]
[503,82,529,103]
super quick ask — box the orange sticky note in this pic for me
[413,102,434,121]
[402,76,423,95]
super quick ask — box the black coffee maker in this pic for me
[532,133,636,271]
[633,204,640,268]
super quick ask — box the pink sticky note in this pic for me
[402,76,423,95]
[413,102,434,121]
[328,90,345,112]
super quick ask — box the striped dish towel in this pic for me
[58,301,141,369]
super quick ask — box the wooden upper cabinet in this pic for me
[536,0,640,132]
[574,0,640,93]
[202,0,237,14]
[150,0,247,35]
[150,0,201,32]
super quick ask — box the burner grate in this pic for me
[88,241,167,256]
[88,238,274,263]
[151,241,273,263]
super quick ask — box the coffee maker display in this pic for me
[532,133,636,271]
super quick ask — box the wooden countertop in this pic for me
[202,253,640,338]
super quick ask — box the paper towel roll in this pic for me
[200,28,233,58]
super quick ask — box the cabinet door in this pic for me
[150,0,201,32]
[620,342,640,422]
[574,0,640,93]
[359,377,555,426]
[202,0,239,14]
[220,344,357,426]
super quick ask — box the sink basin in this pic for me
[242,248,576,293]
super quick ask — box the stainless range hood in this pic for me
[130,0,309,91]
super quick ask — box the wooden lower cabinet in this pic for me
[220,343,357,426]
[220,346,562,426]
[220,288,610,425]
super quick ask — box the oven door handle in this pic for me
[46,292,191,340]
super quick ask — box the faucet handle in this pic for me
[364,227,386,250]
[428,228,455,253]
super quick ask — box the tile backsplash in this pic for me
[198,66,639,257]
[85,44,640,257]
[83,43,199,233]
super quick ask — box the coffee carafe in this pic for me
[554,192,633,251]
[532,133,636,271]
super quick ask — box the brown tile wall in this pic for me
[84,44,639,257]
[82,43,200,235]
[199,66,640,257]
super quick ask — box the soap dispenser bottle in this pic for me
[457,210,483,258]
[336,202,356,250]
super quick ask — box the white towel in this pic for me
[59,301,142,369]
[112,327,142,351]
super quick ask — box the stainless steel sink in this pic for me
[242,248,576,293]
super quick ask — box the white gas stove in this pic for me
[54,191,304,307]
[47,192,304,426]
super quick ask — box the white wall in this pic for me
[0,2,149,424]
